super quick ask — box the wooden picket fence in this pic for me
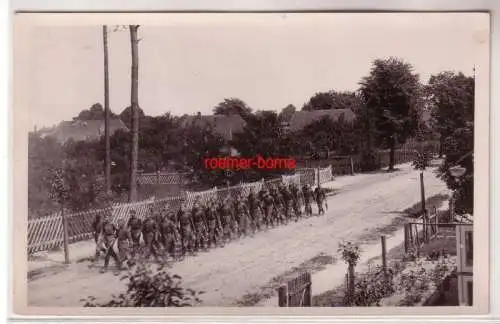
[403,207,441,253]
[278,272,312,307]
[296,141,440,174]
[137,172,189,185]
[28,167,333,255]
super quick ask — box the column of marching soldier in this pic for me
[91,182,328,272]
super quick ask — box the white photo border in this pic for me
[6,0,499,323]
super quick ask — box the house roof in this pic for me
[179,114,246,140]
[40,118,129,143]
[288,109,356,132]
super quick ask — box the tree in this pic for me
[119,105,146,130]
[213,98,252,120]
[412,144,432,213]
[139,114,183,172]
[128,25,140,202]
[62,139,106,211]
[359,58,422,171]
[73,103,118,121]
[426,71,474,156]
[28,133,64,217]
[438,122,473,214]
[180,123,226,187]
[231,111,293,180]
[278,104,296,122]
[296,115,360,156]
[48,166,70,264]
[302,91,363,111]
[338,241,361,306]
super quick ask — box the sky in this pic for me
[21,13,488,129]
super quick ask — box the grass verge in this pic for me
[234,252,337,306]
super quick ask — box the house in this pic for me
[285,109,357,133]
[38,118,129,144]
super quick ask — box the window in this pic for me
[467,281,473,306]
[465,231,473,267]
[456,225,473,273]
[458,274,473,306]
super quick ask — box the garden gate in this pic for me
[278,272,312,307]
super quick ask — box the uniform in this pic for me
[178,209,195,255]
[92,214,106,262]
[102,220,121,269]
[302,185,313,216]
[142,216,160,261]
[314,186,326,215]
[262,191,275,227]
[191,205,206,251]
[290,184,302,221]
[116,224,132,267]
[220,203,236,241]
[236,201,250,237]
[160,216,178,260]
[271,188,285,224]
[205,204,221,247]
[280,185,293,221]
[250,201,264,232]
[127,214,142,257]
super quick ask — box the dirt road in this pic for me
[28,163,448,307]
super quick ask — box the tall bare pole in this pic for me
[128,25,140,202]
[103,25,111,194]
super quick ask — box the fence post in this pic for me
[404,224,409,254]
[420,172,426,213]
[434,207,438,234]
[350,156,354,176]
[61,206,70,264]
[450,198,455,222]
[278,285,288,307]
[316,167,320,186]
[305,272,312,306]
[348,264,355,306]
[381,235,387,274]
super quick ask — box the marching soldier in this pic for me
[220,200,236,242]
[290,183,302,221]
[100,216,121,272]
[142,214,161,262]
[280,183,293,221]
[314,185,327,215]
[270,186,285,225]
[116,220,132,268]
[262,189,275,227]
[127,210,142,258]
[235,200,250,237]
[205,201,223,248]
[250,199,264,232]
[92,213,106,263]
[160,212,179,261]
[191,202,207,252]
[178,207,195,256]
[302,184,313,217]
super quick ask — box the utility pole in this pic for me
[128,25,140,202]
[103,25,111,194]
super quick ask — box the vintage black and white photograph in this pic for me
[13,12,489,314]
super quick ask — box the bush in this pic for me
[397,257,453,306]
[82,264,204,307]
[359,150,379,172]
[347,265,396,306]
